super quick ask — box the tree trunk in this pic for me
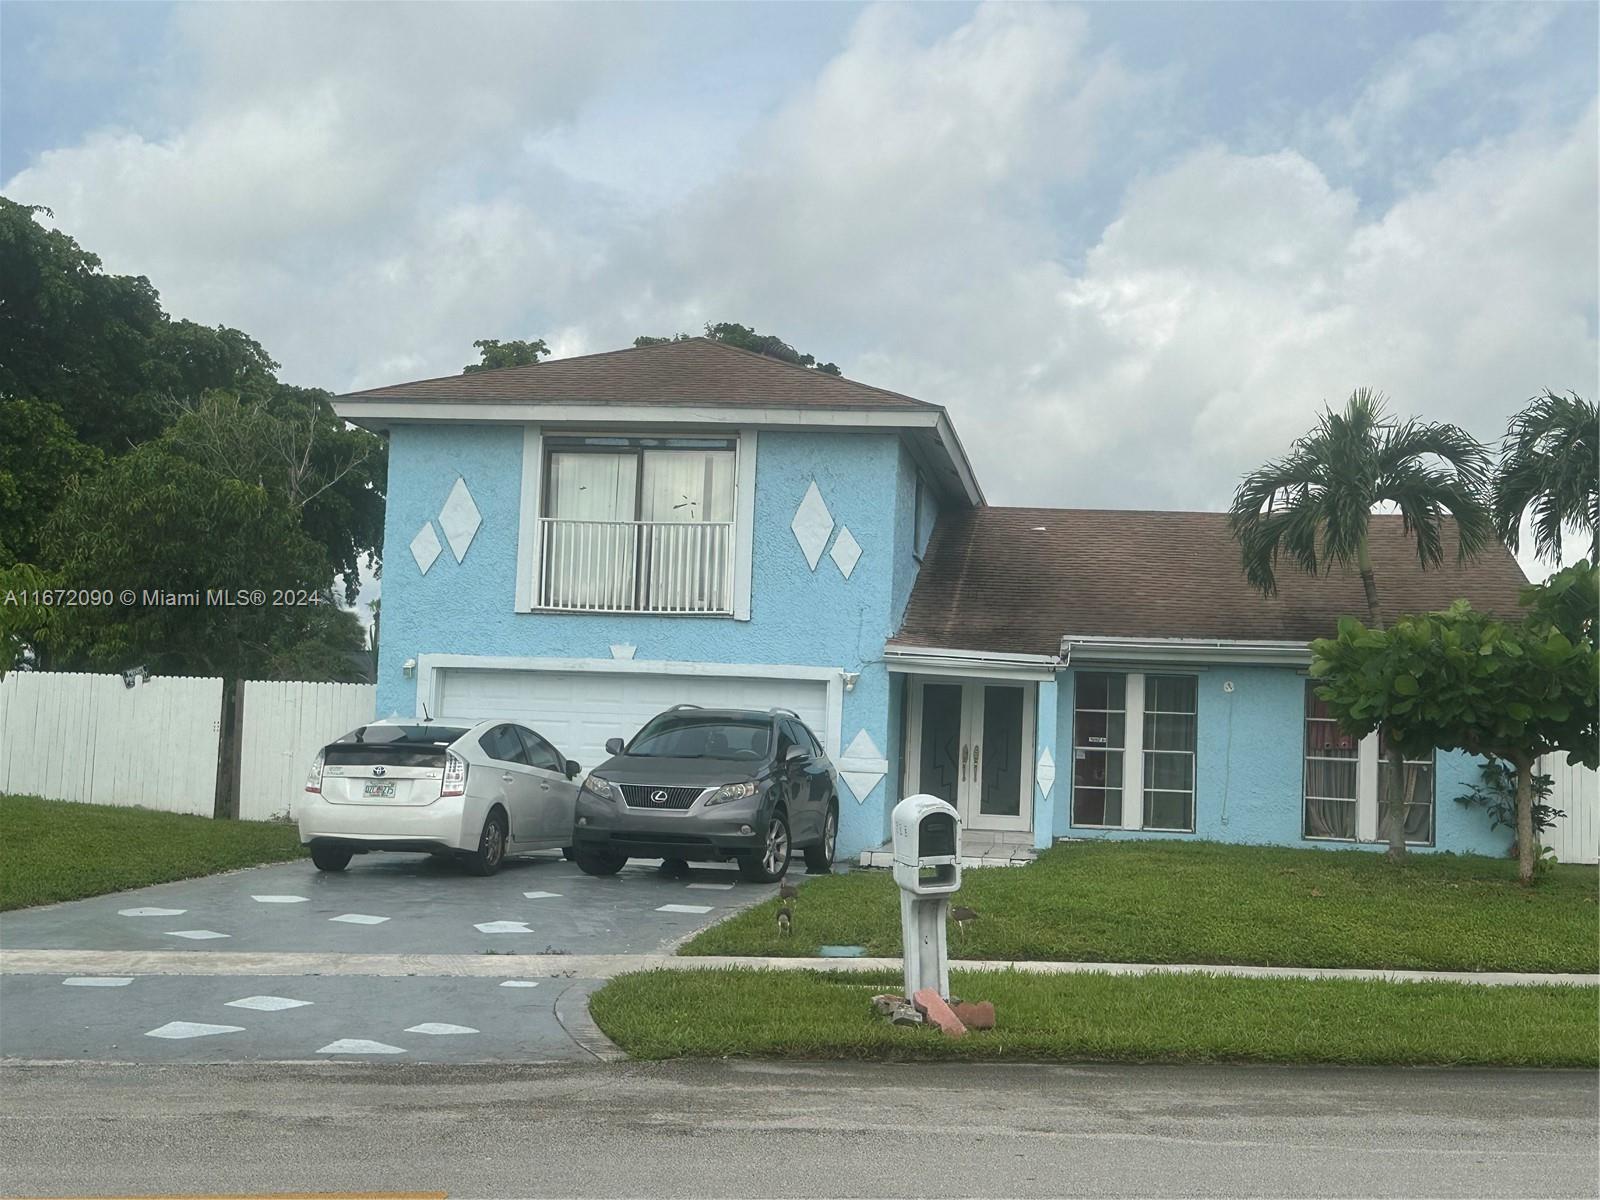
[1514,755,1537,886]
[1384,744,1408,861]
[1357,535,1383,629]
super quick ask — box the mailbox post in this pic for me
[891,794,962,1000]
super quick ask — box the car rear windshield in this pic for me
[627,716,771,761]
[322,724,468,767]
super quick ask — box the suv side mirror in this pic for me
[565,759,581,779]
[605,737,624,756]
[783,743,807,762]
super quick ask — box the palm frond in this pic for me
[1493,390,1599,562]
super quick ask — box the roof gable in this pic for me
[894,508,1530,656]
[340,337,937,412]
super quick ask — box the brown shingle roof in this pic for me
[894,508,1530,656]
[340,337,937,411]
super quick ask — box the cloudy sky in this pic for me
[4,1,1596,563]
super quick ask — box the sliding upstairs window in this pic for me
[539,437,736,613]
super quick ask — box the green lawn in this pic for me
[0,794,305,910]
[683,840,1599,974]
[590,967,1600,1066]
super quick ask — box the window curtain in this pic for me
[544,453,637,607]
[1379,757,1436,845]
[639,450,734,609]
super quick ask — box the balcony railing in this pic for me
[537,518,735,614]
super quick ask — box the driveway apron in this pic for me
[0,851,771,1063]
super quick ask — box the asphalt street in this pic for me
[1,1059,1593,1198]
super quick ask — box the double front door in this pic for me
[906,679,1033,833]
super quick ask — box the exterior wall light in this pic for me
[842,671,860,692]
[402,658,416,679]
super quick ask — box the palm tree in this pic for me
[1492,390,1599,566]
[1228,388,1492,629]
[1228,389,1493,859]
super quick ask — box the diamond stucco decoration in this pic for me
[438,477,482,563]
[1036,748,1057,799]
[837,728,888,805]
[410,522,442,574]
[790,481,835,571]
[829,526,862,579]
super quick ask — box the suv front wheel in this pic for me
[803,803,837,874]
[738,809,791,883]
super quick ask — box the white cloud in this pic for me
[4,0,1593,551]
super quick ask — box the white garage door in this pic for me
[434,666,831,775]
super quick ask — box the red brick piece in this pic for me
[952,1001,996,1030]
[912,988,967,1038]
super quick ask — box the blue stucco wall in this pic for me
[374,423,916,856]
[1049,665,1508,856]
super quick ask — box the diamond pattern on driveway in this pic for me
[145,1021,244,1040]
[225,995,313,1011]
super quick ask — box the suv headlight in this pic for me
[582,774,617,802]
[704,780,758,807]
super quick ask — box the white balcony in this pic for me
[536,518,735,614]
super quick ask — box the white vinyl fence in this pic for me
[0,671,223,816]
[0,672,374,820]
[238,679,375,821]
[1542,756,1600,865]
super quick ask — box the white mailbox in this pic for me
[891,795,962,895]
[891,794,962,1000]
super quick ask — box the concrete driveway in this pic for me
[0,851,773,1064]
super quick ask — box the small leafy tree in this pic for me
[1311,564,1599,884]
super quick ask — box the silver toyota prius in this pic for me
[298,717,582,875]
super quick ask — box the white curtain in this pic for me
[547,452,636,521]
[640,450,734,522]
[639,450,734,609]
[544,453,637,607]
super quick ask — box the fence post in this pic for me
[212,679,244,820]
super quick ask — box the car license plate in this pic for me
[363,782,396,799]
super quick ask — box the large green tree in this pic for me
[1228,389,1493,629]
[1311,564,1598,884]
[41,396,374,681]
[0,198,385,677]
[1492,390,1598,566]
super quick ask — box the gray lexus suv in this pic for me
[572,705,839,882]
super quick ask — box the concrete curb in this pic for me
[553,979,630,1063]
[3,948,1594,988]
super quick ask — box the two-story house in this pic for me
[335,337,1528,863]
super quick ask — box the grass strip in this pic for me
[682,840,1599,973]
[590,966,1600,1067]
[1,794,305,910]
